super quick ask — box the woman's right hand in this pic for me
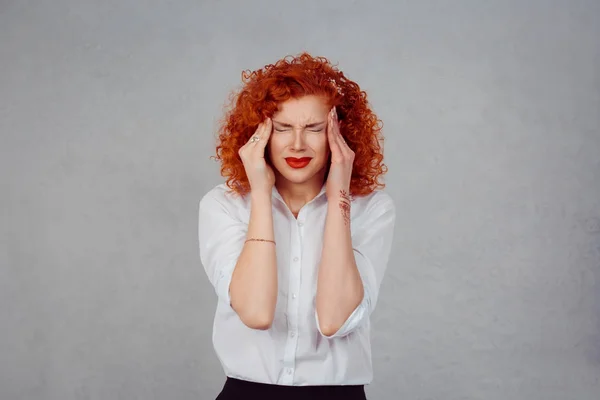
[238,118,275,194]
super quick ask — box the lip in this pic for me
[285,157,312,169]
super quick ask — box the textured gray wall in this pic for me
[1,0,599,399]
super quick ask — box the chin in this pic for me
[275,165,322,185]
[280,171,314,184]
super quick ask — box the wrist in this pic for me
[250,190,273,204]
[327,187,351,202]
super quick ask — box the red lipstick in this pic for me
[285,157,312,169]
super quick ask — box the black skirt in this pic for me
[216,377,367,400]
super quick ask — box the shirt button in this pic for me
[293,257,299,262]
[292,293,296,299]
[287,368,293,374]
[298,222,304,227]
[290,331,296,337]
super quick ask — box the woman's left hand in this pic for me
[325,107,355,199]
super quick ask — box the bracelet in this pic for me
[245,238,276,245]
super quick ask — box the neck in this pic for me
[274,174,324,217]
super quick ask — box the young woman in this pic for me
[198,53,396,400]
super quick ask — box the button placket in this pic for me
[281,214,303,385]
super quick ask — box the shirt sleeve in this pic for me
[316,191,396,338]
[198,189,247,306]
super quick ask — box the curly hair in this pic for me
[214,52,387,197]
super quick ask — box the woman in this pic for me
[198,53,396,400]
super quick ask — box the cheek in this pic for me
[266,139,282,161]
[310,136,329,159]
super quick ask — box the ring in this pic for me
[250,136,260,143]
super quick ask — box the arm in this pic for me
[316,192,396,337]
[316,107,395,337]
[230,191,278,329]
[198,189,278,330]
[315,189,364,336]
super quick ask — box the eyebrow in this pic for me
[272,120,326,128]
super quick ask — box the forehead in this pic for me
[273,95,329,124]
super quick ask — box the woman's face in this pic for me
[267,95,331,186]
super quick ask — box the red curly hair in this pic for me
[214,52,387,196]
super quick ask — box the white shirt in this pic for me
[198,183,395,386]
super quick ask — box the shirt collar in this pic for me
[271,184,327,205]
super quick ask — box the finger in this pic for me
[247,122,264,144]
[327,108,343,157]
[251,118,271,151]
[331,107,349,147]
[330,108,345,147]
[246,122,267,149]
[258,118,272,146]
[332,111,354,159]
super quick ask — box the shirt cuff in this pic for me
[214,263,235,306]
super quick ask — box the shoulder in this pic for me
[199,183,247,213]
[351,190,395,227]
[354,189,395,213]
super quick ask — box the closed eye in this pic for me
[272,120,326,132]
[274,128,322,133]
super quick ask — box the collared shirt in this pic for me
[198,183,395,386]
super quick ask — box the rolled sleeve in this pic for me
[198,189,247,305]
[317,192,396,338]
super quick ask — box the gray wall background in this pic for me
[1,0,599,399]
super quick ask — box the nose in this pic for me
[290,130,306,152]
